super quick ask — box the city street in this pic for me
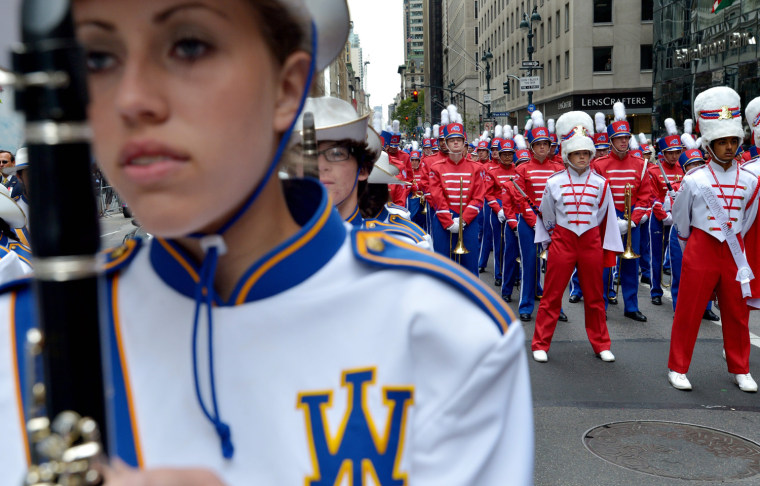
[479,256,760,485]
[99,212,139,249]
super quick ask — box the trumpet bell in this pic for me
[539,249,548,261]
[621,248,640,260]
[452,240,469,255]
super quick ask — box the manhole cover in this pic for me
[583,421,760,481]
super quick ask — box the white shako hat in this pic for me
[292,96,371,147]
[279,0,351,71]
[0,184,26,229]
[693,86,744,149]
[745,96,760,147]
[2,147,28,176]
[555,111,596,166]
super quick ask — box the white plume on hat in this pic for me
[531,110,546,128]
[412,141,419,152]
[456,113,463,124]
[664,118,679,136]
[480,130,489,142]
[694,86,744,149]
[513,125,519,137]
[424,127,431,139]
[629,135,640,150]
[695,137,703,148]
[681,133,699,150]
[494,125,503,139]
[503,125,514,140]
[392,120,400,133]
[514,134,528,150]
[441,109,450,126]
[547,118,556,135]
[525,120,534,132]
[745,96,760,147]
[447,105,459,125]
[595,112,607,133]
[613,102,627,122]
[555,111,595,166]
[432,124,440,138]
[684,118,694,135]
[638,133,648,146]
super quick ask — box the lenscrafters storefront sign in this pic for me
[674,32,756,66]
[572,93,652,110]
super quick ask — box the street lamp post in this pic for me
[481,49,494,120]
[520,6,542,108]
[448,81,455,104]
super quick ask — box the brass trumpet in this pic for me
[412,190,428,215]
[452,177,469,257]
[615,184,640,299]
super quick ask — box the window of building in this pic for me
[640,44,653,70]
[547,18,552,43]
[475,26,479,45]
[555,55,560,82]
[540,23,544,47]
[593,0,612,23]
[641,0,653,21]
[547,60,552,85]
[475,0,478,18]
[555,11,560,37]
[565,3,570,31]
[564,50,570,78]
[593,46,613,72]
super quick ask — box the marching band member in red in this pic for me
[592,113,611,159]
[668,87,760,392]
[592,102,652,320]
[407,142,428,229]
[648,119,685,306]
[428,106,486,274]
[532,111,623,363]
[483,127,519,293]
[478,131,498,274]
[515,111,565,322]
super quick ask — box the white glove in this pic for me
[447,217,461,234]
[662,213,673,226]
[640,214,649,225]
[667,190,677,200]
[663,198,672,213]
[497,209,506,223]
[617,218,629,235]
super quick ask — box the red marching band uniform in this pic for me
[531,112,623,363]
[668,87,760,393]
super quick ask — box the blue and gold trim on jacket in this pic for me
[0,233,32,266]
[352,229,515,334]
[150,179,347,305]
[364,217,426,244]
[346,205,363,227]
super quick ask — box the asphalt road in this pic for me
[477,253,760,485]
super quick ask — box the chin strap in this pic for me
[187,21,318,460]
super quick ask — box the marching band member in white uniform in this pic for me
[0,184,31,284]
[668,87,760,392]
[531,112,623,363]
[0,0,533,484]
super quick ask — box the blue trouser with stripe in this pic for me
[500,222,520,297]
[639,218,651,280]
[669,224,712,313]
[407,195,426,232]
[603,208,641,312]
[478,207,495,271]
[431,209,481,275]
[517,216,543,315]
[425,201,434,241]
[649,217,668,298]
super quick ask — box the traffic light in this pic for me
[503,81,510,95]
[405,116,409,121]
[412,90,419,102]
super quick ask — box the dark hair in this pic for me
[0,151,14,162]
[248,0,306,65]
[358,182,389,219]
[0,219,20,242]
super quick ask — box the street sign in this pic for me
[483,93,492,103]
[491,111,510,117]
[521,60,540,68]
[520,76,541,91]
[527,104,536,114]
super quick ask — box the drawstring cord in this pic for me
[188,21,318,460]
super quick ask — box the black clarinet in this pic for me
[13,0,108,481]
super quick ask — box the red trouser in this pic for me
[668,229,750,374]
[532,226,611,353]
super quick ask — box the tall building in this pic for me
[653,0,759,138]
[423,0,445,123]
[405,0,426,69]
[443,0,481,136]
[477,0,654,136]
